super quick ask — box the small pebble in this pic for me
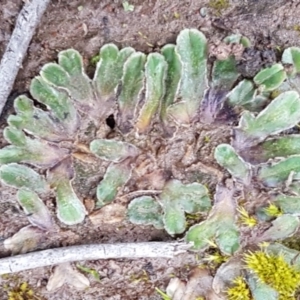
[200,7,207,18]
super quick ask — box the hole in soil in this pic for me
[106,114,116,129]
[32,98,48,111]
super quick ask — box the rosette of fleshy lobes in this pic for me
[3,28,300,298]
[0,29,218,234]
[0,28,246,246]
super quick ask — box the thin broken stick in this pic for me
[0,0,51,115]
[0,242,192,275]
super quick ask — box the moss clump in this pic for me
[237,206,257,228]
[208,0,230,15]
[270,89,281,99]
[293,25,300,32]
[282,236,300,252]
[5,282,37,300]
[227,276,251,300]
[90,54,100,66]
[245,251,300,299]
[264,203,282,217]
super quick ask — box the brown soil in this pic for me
[1,1,300,299]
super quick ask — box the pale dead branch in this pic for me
[0,0,51,115]
[0,241,192,275]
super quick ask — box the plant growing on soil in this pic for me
[0,29,215,232]
[122,1,134,12]
[3,28,300,298]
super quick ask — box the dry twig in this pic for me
[0,0,51,115]
[0,242,191,275]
